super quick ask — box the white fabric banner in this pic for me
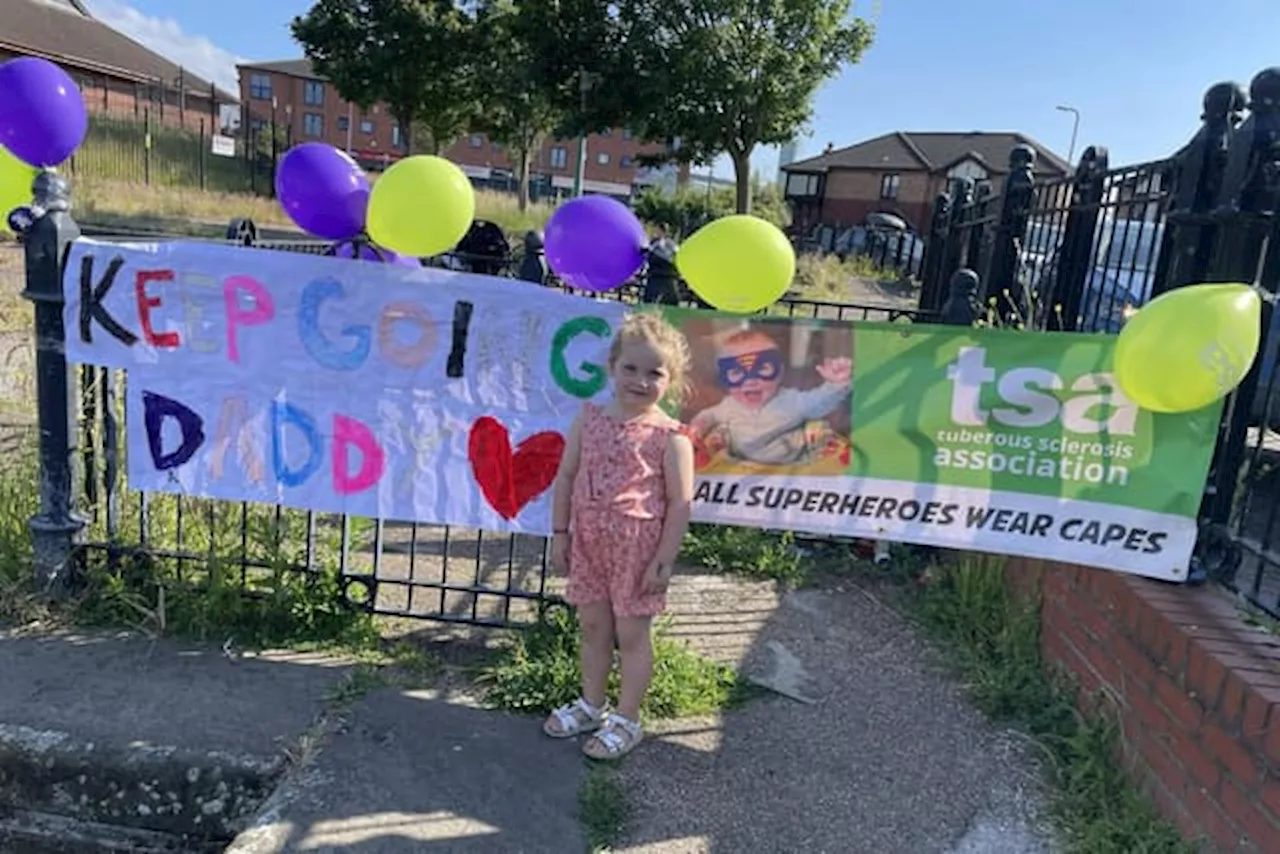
[65,238,626,532]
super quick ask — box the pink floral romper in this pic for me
[566,403,681,618]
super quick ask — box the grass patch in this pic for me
[792,252,908,301]
[681,524,805,585]
[910,554,1195,853]
[73,176,555,238]
[578,764,628,852]
[479,605,751,719]
[0,433,436,677]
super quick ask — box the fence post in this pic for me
[986,145,1036,325]
[143,106,152,186]
[1197,69,1280,534]
[199,118,207,192]
[20,171,84,597]
[967,181,992,279]
[917,191,952,312]
[1151,81,1246,299]
[939,268,980,326]
[1047,146,1109,330]
[943,178,975,294]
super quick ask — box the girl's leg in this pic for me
[613,615,654,721]
[578,601,616,710]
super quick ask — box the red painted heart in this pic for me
[467,416,566,521]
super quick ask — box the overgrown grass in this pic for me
[792,252,907,301]
[479,605,752,719]
[681,524,805,585]
[72,176,556,238]
[911,554,1196,854]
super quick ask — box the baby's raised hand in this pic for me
[816,357,853,385]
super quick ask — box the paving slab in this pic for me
[614,579,1060,854]
[226,688,586,854]
[0,628,355,844]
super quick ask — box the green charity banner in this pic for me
[660,308,1222,582]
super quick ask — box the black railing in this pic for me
[19,201,933,629]
[916,68,1280,620]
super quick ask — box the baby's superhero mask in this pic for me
[717,348,784,388]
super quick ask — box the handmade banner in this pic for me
[62,239,1222,580]
[64,238,626,532]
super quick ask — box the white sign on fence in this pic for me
[210,135,236,158]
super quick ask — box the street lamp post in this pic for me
[1055,104,1080,164]
[573,68,595,198]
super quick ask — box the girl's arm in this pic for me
[551,411,585,533]
[654,431,696,565]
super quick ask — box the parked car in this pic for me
[1032,218,1280,424]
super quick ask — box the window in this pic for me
[597,152,610,165]
[303,113,323,137]
[337,116,349,131]
[249,73,271,100]
[620,155,633,168]
[469,134,484,148]
[550,146,568,169]
[785,172,820,197]
[391,124,403,149]
[622,128,633,140]
[360,119,374,134]
[879,173,900,200]
[303,80,324,106]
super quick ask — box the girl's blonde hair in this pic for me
[608,311,692,403]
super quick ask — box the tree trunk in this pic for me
[516,145,532,212]
[731,148,753,214]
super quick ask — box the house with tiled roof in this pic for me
[781,131,1071,232]
[1,0,238,131]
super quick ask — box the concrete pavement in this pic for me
[0,569,1059,854]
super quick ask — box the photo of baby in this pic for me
[672,315,855,477]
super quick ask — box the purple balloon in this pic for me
[275,143,371,241]
[333,241,420,268]
[544,196,646,292]
[0,58,89,167]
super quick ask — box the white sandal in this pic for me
[543,698,606,738]
[582,713,644,760]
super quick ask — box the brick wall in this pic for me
[1011,558,1280,851]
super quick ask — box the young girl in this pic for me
[542,311,696,760]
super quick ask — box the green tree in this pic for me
[291,0,477,155]
[619,0,873,214]
[469,0,565,211]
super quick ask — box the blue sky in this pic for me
[85,0,1280,180]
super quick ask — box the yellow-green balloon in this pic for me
[366,155,475,258]
[676,215,796,313]
[1113,283,1261,413]
[0,144,38,235]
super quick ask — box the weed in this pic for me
[479,605,749,719]
[681,524,805,586]
[578,763,628,852]
[0,437,43,623]
[910,554,1195,853]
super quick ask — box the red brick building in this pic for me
[2,0,236,132]
[237,58,688,195]
[782,131,1070,233]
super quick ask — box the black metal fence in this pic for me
[793,221,928,280]
[916,69,1280,620]
[17,188,931,629]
